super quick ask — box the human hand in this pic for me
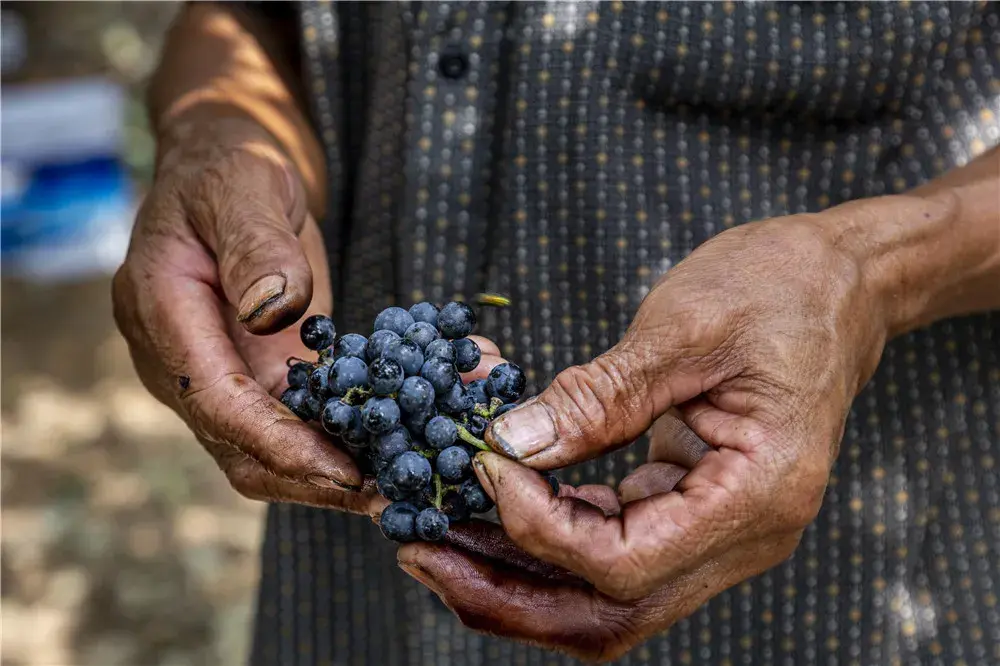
[113,115,375,513]
[393,196,955,660]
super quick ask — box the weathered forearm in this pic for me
[147,2,326,217]
[822,147,1000,338]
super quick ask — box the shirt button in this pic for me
[438,47,469,79]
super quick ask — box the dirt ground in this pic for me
[1,278,267,666]
[2,4,268,665]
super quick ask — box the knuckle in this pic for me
[549,352,646,445]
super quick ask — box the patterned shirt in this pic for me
[245,3,1000,665]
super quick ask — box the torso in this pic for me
[250,3,1000,664]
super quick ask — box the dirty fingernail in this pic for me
[471,454,497,499]
[238,274,286,322]
[306,474,356,492]
[485,402,556,460]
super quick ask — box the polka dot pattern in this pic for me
[248,2,1000,664]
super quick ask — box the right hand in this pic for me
[113,115,377,513]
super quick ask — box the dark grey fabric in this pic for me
[249,2,1000,664]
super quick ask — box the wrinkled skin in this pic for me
[396,199,919,662]
[113,118,376,508]
[112,121,509,514]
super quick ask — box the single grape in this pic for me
[436,381,473,415]
[382,338,424,376]
[436,446,472,483]
[287,362,313,389]
[403,321,440,351]
[466,413,488,439]
[362,397,401,434]
[304,394,324,422]
[280,387,311,420]
[379,502,419,542]
[369,357,404,396]
[485,362,526,403]
[460,479,494,513]
[437,301,476,339]
[321,400,361,437]
[366,329,401,362]
[300,314,336,351]
[376,468,411,502]
[390,451,433,492]
[334,333,368,360]
[397,376,435,415]
[424,415,458,450]
[415,508,450,541]
[372,425,411,462]
[308,364,333,399]
[374,306,415,337]
[424,338,456,363]
[420,357,459,394]
[465,378,488,406]
[409,301,440,327]
[453,338,481,373]
[329,356,369,396]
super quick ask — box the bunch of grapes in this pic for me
[280,301,527,543]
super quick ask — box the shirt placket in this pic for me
[397,2,512,306]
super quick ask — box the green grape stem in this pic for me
[433,475,443,509]
[455,423,491,452]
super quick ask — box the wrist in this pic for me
[819,187,1000,339]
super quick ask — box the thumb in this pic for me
[181,145,313,335]
[485,340,711,470]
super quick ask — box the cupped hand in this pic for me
[113,116,375,513]
[394,197,937,660]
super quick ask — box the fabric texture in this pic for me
[248,2,1000,664]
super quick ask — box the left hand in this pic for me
[393,196,948,661]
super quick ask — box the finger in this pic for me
[617,462,688,504]
[466,335,501,357]
[227,217,333,395]
[181,144,313,334]
[396,542,640,663]
[648,410,712,467]
[560,484,621,516]
[399,530,798,662]
[224,454,385,515]
[483,332,719,469]
[474,449,760,600]
[116,232,363,493]
[461,353,506,383]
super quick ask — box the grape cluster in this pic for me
[280,301,527,543]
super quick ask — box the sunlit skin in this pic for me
[115,4,1000,662]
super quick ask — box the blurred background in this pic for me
[2,3,266,665]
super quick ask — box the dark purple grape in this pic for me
[437,302,476,339]
[379,502,419,542]
[415,507,449,541]
[485,362,526,403]
[374,307,415,337]
[453,338,481,373]
[300,314,336,351]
